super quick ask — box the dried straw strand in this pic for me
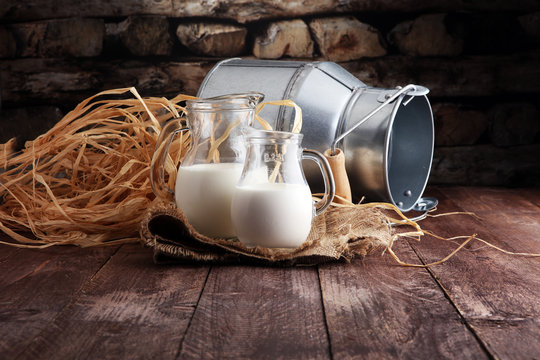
[206,119,241,163]
[0,88,187,248]
[316,195,540,266]
[254,100,303,183]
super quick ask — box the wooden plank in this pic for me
[0,243,20,263]
[178,265,331,360]
[318,240,489,359]
[469,318,540,359]
[441,186,540,254]
[408,187,540,359]
[439,186,540,213]
[0,242,118,359]
[16,243,210,360]
[508,187,540,208]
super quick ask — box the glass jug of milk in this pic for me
[150,93,264,238]
[231,129,335,248]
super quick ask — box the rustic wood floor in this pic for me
[1,187,539,359]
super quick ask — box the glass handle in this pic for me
[302,149,335,216]
[150,120,188,201]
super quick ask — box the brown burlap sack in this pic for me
[140,199,393,266]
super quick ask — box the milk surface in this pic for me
[231,183,314,248]
[175,163,243,238]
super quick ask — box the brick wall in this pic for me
[1,0,539,186]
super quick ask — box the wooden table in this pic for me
[1,187,539,359]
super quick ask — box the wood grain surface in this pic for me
[178,265,330,360]
[0,187,538,359]
[0,245,118,359]
[319,240,488,360]
[410,187,540,360]
[16,244,209,360]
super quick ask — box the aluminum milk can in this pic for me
[197,58,435,212]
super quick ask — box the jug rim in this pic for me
[244,128,304,144]
[186,92,264,111]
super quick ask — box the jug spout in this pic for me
[194,92,264,110]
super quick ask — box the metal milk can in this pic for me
[197,58,436,213]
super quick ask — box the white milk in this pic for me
[175,163,243,238]
[231,183,314,248]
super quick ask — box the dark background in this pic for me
[1,0,539,186]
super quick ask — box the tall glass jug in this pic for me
[231,129,335,248]
[150,93,264,238]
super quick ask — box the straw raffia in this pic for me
[1,88,538,267]
[0,88,192,248]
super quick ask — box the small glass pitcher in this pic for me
[231,129,335,248]
[150,93,264,238]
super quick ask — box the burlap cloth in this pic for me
[140,199,393,266]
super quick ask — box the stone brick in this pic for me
[432,103,488,146]
[111,16,172,56]
[0,58,214,105]
[2,55,540,105]
[489,103,540,147]
[309,16,386,62]
[10,22,47,57]
[45,19,104,57]
[0,106,63,146]
[0,26,16,58]
[10,19,104,57]
[388,14,463,56]
[176,22,247,57]
[519,12,540,41]
[253,19,313,59]
[462,13,528,54]
[2,0,540,24]
[3,53,540,106]
[340,53,540,97]
[431,144,540,186]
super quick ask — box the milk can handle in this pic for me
[331,84,429,154]
[302,149,335,216]
[150,120,188,201]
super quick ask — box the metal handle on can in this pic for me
[331,84,429,154]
